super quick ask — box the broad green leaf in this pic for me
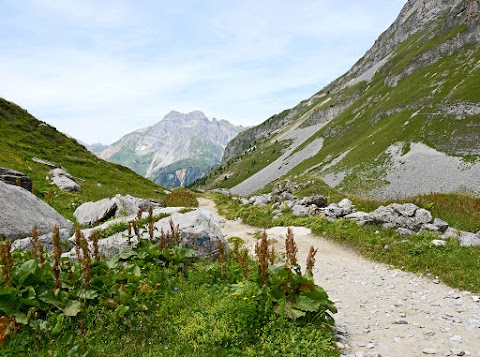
[77,289,98,300]
[284,305,306,320]
[118,250,137,260]
[114,304,130,317]
[62,301,82,317]
[14,312,28,325]
[292,295,320,312]
[51,314,65,335]
[13,259,37,286]
[105,258,119,270]
[0,294,18,315]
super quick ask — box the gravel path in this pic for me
[198,197,480,357]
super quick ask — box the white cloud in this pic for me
[0,0,407,144]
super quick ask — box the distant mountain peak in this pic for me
[97,110,245,188]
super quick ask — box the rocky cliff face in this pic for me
[99,111,244,188]
[203,0,480,197]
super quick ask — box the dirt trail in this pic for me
[198,198,480,357]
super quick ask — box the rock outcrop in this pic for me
[155,209,228,259]
[74,195,165,227]
[50,168,82,192]
[0,181,73,240]
[0,167,33,191]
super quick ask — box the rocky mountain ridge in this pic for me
[204,0,480,198]
[98,111,244,188]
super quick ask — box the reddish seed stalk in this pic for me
[217,240,226,278]
[0,240,13,286]
[52,225,62,290]
[256,230,269,285]
[306,245,319,277]
[285,227,298,267]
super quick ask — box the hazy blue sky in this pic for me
[1,0,406,144]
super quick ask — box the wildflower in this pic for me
[156,283,161,287]
[243,297,248,300]
[173,287,179,291]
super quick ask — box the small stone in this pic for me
[450,335,462,342]
[423,331,435,336]
[432,239,447,246]
[450,349,465,356]
[367,343,375,349]
[335,342,345,349]
[393,319,408,324]
[422,348,436,354]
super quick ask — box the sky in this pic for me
[0,0,406,145]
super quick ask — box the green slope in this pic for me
[0,98,164,220]
[199,4,480,196]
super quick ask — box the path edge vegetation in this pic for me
[210,191,480,295]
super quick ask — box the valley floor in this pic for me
[198,198,480,357]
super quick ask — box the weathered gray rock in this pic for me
[12,228,74,253]
[292,204,309,217]
[52,175,82,192]
[372,205,397,225]
[392,203,417,217]
[0,167,33,191]
[372,204,432,231]
[74,198,118,226]
[441,227,461,239]
[419,224,441,233]
[111,194,164,217]
[338,198,353,209]
[459,232,480,247]
[431,239,447,246]
[32,157,56,168]
[397,227,415,237]
[301,194,328,208]
[0,181,73,240]
[97,233,138,258]
[154,209,228,258]
[240,198,250,205]
[323,203,347,219]
[249,194,273,206]
[344,211,373,225]
[433,218,449,233]
[50,168,82,192]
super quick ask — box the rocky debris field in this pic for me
[233,180,480,248]
[198,197,480,357]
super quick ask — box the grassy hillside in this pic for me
[0,98,164,220]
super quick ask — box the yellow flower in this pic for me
[251,295,256,298]
[243,297,248,300]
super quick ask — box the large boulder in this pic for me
[301,194,328,208]
[154,209,228,259]
[50,168,82,192]
[111,194,165,217]
[12,228,74,253]
[74,198,118,226]
[372,203,432,231]
[459,232,480,247]
[0,181,73,240]
[292,204,309,217]
[0,167,33,191]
